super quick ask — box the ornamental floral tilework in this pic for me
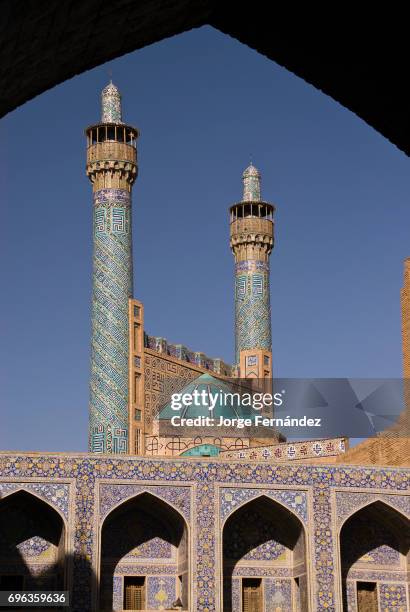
[110,564,177,576]
[378,583,408,611]
[264,578,292,612]
[0,482,69,518]
[220,487,307,523]
[15,537,57,562]
[99,483,191,521]
[147,576,177,609]
[345,581,357,612]
[0,454,408,612]
[233,567,291,578]
[112,575,122,611]
[231,578,241,611]
[335,491,410,528]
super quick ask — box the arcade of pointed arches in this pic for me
[0,488,409,611]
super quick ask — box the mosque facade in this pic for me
[0,84,408,612]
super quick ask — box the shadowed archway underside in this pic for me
[1,2,410,156]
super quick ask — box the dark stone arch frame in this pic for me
[1,3,410,156]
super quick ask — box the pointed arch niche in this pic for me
[339,500,410,611]
[99,492,189,610]
[0,490,66,590]
[222,494,309,611]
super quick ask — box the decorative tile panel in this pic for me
[89,188,133,454]
[221,438,346,461]
[345,581,357,612]
[99,483,191,521]
[335,491,410,528]
[379,583,408,610]
[264,578,292,612]
[147,576,176,609]
[220,487,307,524]
[101,82,123,123]
[112,575,122,611]
[235,266,271,362]
[0,482,69,518]
[0,454,408,612]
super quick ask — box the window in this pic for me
[134,409,141,421]
[126,129,135,145]
[124,576,145,610]
[134,373,140,404]
[134,356,141,369]
[244,203,252,218]
[134,324,140,351]
[242,578,262,612]
[357,582,378,612]
[134,305,140,318]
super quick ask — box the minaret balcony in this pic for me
[230,216,273,239]
[86,141,136,165]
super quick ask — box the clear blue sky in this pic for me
[1,27,409,452]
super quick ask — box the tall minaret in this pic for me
[85,83,138,453]
[230,164,274,379]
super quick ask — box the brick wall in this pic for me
[338,259,410,467]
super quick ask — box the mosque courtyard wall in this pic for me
[0,452,408,611]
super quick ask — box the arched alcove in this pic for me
[222,495,309,611]
[100,492,189,610]
[0,490,66,590]
[339,500,410,611]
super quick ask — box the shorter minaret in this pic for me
[230,164,274,379]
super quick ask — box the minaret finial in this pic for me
[101,80,123,123]
[242,162,261,202]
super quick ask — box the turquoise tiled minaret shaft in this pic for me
[230,165,275,363]
[86,83,138,453]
